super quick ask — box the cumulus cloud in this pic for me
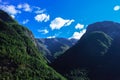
[0,4,21,18]
[34,14,50,22]
[47,36,56,38]
[114,5,120,11]
[22,19,29,24]
[38,29,49,34]
[70,29,86,39]
[0,1,50,24]
[75,23,84,29]
[17,3,32,12]
[50,17,74,30]
[0,5,21,15]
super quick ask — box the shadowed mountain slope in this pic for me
[52,21,120,80]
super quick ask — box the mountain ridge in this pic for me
[36,38,77,62]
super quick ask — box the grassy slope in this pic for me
[0,10,66,80]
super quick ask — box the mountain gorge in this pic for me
[52,21,120,80]
[36,38,77,62]
[0,10,66,80]
[1,9,120,80]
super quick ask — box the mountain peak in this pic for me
[86,21,120,38]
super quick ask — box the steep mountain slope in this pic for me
[0,10,66,80]
[36,38,77,62]
[52,21,120,80]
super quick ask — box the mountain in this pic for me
[0,10,66,80]
[36,38,77,62]
[52,21,120,80]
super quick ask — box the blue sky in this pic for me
[0,0,120,39]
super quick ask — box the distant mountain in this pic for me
[52,21,120,80]
[36,38,77,62]
[0,10,66,80]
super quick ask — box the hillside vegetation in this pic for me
[0,10,66,80]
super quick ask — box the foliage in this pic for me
[80,31,112,56]
[65,69,89,80]
[0,10,66,80]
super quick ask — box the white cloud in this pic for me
[50,17,74,30]
[17,3,32,12]
[70,29,86,39]
[75,23,84,29]
[22,19,29,24]
[17,4,22,9]
[38,29,49,34]
[0,5,21,15]
[34,14,50,22]
[114,5,120,11]
[11,15,15,18]
[64,19,75,26]
[33,6,46,14]
[47,36,56,38]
